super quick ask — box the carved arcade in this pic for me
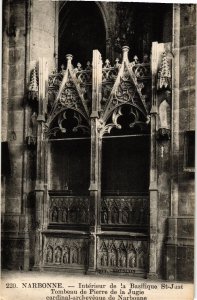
[101,196,148,226]
[43,237,88,268]
[97,239,148,274]
[49,196,90,224]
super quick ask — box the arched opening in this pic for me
[101,104,150,236]
[102,104,150,195]
[48,109,90,195]
[59,2,106,67]
[113,3,172,60]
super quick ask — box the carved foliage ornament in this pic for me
[101,47,150,131]
[98,104,149,137]
[157,52,171,90]
[48,74,89,124]
[47,55,91,131]
[45,109,90,139]
[45,47,150,139]
[28,65,39,101]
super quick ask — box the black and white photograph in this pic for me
[1,1,196,299]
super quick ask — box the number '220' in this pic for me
[6,283,17,288]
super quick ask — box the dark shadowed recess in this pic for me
[59,1,106,67]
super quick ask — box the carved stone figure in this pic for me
[111,207,119,223]
[71,249,78,264]
[79,209,86,223]
[102,210,108,224]
[119,252,126,267]
[129,251,136,268]
[52,208,58,222]
[110,252,117,266]
[63,250,69,264]
[62,209,67,222]
[100,252,108,266]
[139,254,145,268]
[69,209,77,223]
[122,209,129,223]
[54,247,62,263]
[46,246,53,263]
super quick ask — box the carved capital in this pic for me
[156,128,171,141]
[37,114,45,122]
[89,183,99,191]
[90,111,99,118]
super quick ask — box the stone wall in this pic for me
[178,4,195,215]
[1,0,56,270]
[2,0,28,269]
[176,4,195,281]
[166,4,195,282]
[29,0,56,72]
[4,0,26,214]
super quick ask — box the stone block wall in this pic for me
[176,4,195,281]
[178,4,195,215]
[30,0,56,72]
[5,0,26,214]
[1,0,28,269]
[1,0,56,270]
[166,4,195,282]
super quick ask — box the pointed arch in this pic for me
[58,1,107,66]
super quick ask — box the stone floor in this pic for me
[0,270,194,300]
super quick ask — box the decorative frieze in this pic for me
[43,237,88,267]
[97,238,148,273]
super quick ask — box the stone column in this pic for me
[34,58,48,269]
[165,5,180,281]
[88,50,102,272]
[148,42,161,279]
[2,0,9,145]
[171,4,180,218]
[1,0,9,217]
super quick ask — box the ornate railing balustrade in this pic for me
[101,196,149,227]
[49,196,90,225]
[48,55,150,93]
[48,195,148,229]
